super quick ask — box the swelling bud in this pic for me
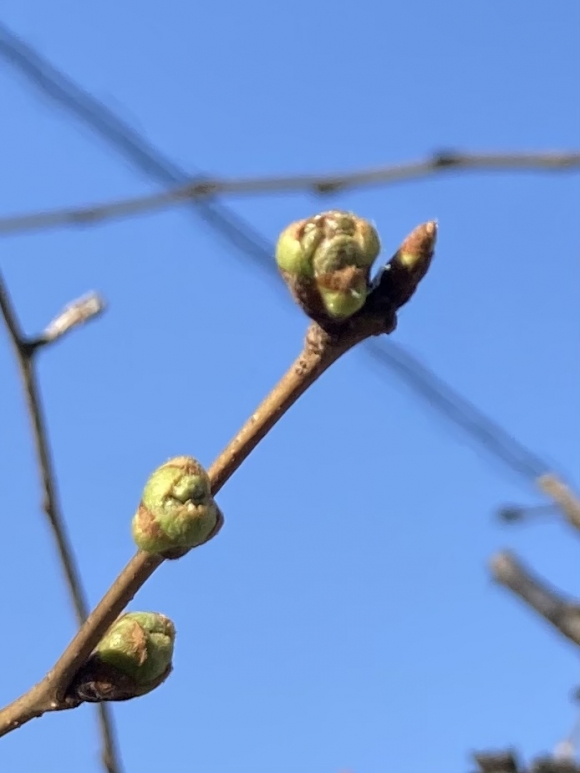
[367,221,437,315]
[276,210,381,323]
[69,612,176,703]
[132,456,222,557]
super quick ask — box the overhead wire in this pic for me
[0,20,555,486]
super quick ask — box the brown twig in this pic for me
[490,551,580,647]
[0,217,433,738]
[0,151,578,237]
[0,275,123,772]
[0,294,396,737]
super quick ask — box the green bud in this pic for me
[274,220,316,279]
[275,210,381,322]
[69,612,176,703]
[132,456,221,556]
[316,267,369,319]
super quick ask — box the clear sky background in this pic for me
[1,2,579,772]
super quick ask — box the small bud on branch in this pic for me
[68,612,175,703]
[367,221,437,314]
[41,292,106,344]
[132,456,222,557]
[276,210,381,325]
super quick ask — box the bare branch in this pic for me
[0,276,92,623]
[490,551,580,647]
[472,750,520,773]
[472,750,580,773]
[531,759,580,773]
[0,150,578,237]
[0,290,398,737]
[0,273,123,772]
[537,475,580,532]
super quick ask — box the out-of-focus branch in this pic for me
[472,750,580,773]
[472,751,519,773]
[30,292,106,349]
[0,274,122,773]
[531,759,580,773]
[490,551,580,647]
[537,475,580,533]
[497,503,557,523]
[0,279,92,621]
[0,150,579,237]
[498,476,580,529]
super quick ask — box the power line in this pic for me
[0,20,555,486]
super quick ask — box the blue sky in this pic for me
[0,2,579,772]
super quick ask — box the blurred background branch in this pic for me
[472,750,580,773]
[0,275,122,773]
[538,476,580,533]
[0,20,564,494]
[490,551,580,648]
[1,150,578,236]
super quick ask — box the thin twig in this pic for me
[0,218,432,736]
[0,274,123,772]
[0,280,91,622]
[0,305,394,736]
[497,503,557,523]
[490,551,580,647]
[537,475,580,533]
[0,151,578,237]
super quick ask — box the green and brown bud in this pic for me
[276,210,381,324]
[69,612,176,703]
[367,221,437,315]
[392,220,437,278]
[132,456,222,557]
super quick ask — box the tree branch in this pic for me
[0,301,396,736]
[537,475,580,533]
[472,751,519,773]
[0,276,122,771]
[472,750,580,773]
[0,150,578,237]
[490,551,580,647]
